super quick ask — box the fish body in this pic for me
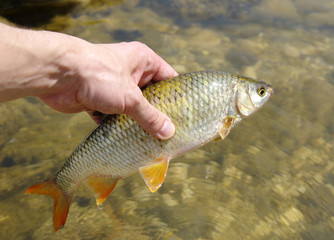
[25,71,273,231]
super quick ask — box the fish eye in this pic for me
[257,86,266,97]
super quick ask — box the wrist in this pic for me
[0,23,83,102]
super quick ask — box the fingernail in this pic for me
[157,119,175,140]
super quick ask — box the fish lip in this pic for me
[265,83,274,97]
[268,86,274,96]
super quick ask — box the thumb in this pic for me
[125,93,175,140]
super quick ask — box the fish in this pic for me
[25,71,274,231]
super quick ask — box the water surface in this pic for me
[1,0,334,239]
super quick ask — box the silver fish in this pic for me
[25,71,274,231]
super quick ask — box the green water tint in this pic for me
[1,0,334,239]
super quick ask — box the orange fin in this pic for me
[25,176,73,232]
[213,136,223,142]
[139,158,169,192]
[85,175,119,206]
[218,116,236,140]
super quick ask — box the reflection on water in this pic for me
[1,0,334,239]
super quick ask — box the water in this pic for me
[1,0,334,239]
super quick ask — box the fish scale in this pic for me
[25,71,273,231]
[60,72,224,184]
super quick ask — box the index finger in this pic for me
[133,44,178,88]
[151,55,178,81]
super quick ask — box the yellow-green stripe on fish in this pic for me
[25,71,274,231]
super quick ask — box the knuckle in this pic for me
[146,109,161,130]
[123,90,141,115]
[131,41,147,49]
[128,41,146,53]
[131,41,152,57]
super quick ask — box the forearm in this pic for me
[0,23,78,102]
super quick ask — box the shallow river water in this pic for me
[1,0,334,239]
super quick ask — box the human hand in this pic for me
[40,41,178,140]
[0,23,177,139]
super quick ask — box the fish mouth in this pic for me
[267,85,274,97]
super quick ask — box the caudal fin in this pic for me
[25,176,73,232]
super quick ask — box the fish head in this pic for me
[234,77,274,118]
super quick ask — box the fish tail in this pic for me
[25,176,73,232]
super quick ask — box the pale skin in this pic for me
[0,22,177,139]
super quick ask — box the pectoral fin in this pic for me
[218,116,236,140]
[213,136,223,142]
[139,158,170,192]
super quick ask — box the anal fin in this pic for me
[85,175,119,206]
[139,158,170,193]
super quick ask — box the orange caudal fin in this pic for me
[25,176,73,232]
